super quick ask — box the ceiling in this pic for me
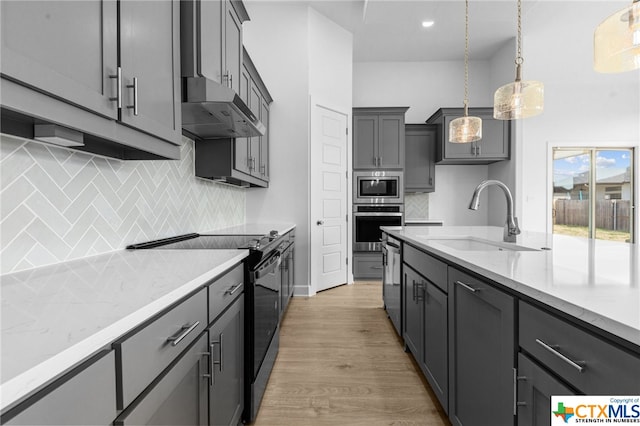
[301,0,628,62]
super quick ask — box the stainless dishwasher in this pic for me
[382,233,402,336]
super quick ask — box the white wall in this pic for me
[516,2,640,233]
[487,38,519,227]
[353,61,493,225]
[243,2,353,295]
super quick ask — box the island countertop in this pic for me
[0,249,248,412]
[382,226,640,350]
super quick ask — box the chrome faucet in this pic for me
[468,180,521,243]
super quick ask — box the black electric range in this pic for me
[127,230,291,423]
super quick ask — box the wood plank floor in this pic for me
[253,281,451,426]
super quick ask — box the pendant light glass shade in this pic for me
[450,114,482,143]
[493,0,544,120]
[450,0,482,143]
[594,0,640,73]
[494,77,544,119]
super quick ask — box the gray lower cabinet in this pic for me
[426,107,510,165]
[516,354,575,426]
[208,295,245,426]
[114,333,209,426]
[448,267,515,426]
[405,124,437,193]
[353,252,383,279]
[402,262,448,411]
[1,350,117,425]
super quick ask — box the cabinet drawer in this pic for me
[114,288,207,409]
[2,350,116,426]
[114,332,208,426]
[404,243,447,292]
[353,253,383,279]
[519,301,640,394]
[209,263,244,323]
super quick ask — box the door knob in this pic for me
[317,220,324,225]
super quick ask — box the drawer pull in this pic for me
[225,283,243,296]
[166,321,200,346]
[456,280,479,293]
[535,338,585,373]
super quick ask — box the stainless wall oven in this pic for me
[353,171,403,204]
[353,204,404,252]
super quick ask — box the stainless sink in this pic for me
[426,237,540,252]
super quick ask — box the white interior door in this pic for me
[310,101,348,293]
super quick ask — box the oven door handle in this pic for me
[354,212,404,217]
[253,252,282,279]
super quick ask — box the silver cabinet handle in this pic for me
[212,334,224,372]
[260,164,266,175]
[209,342,216,387]
[415,281,425,301]
[203,350,212,387]
[225,283,243,296]
[109,67,122,108]
[166,321,200,346]
[126,77,138,116]
[535,339,585,372]
[456,280,479,293]
[371,265,384,270]
[224,70,231,88]
[252,158,256,171]
[513,368,528,414]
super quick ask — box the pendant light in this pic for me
[594,0,640,73]
[449,0,482,143]
[493,0,544,120]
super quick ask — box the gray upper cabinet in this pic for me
[0,1,118,120]
[426,107,510,165]
[224,1,243,94]
[448,267,515,426]
[0,0,182,160]
[353,107,408,170]
[119,0,181,144]
[197,47,271,188]
[405,124,437,193]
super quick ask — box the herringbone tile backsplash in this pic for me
[405,192,430,220]
[0,135,245,275]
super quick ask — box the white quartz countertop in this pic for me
[0,249,248,412]
[203,222,296,236]
[382,226,640,349]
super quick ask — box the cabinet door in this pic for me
[235,138,252,175]
[209,295,245,426]
[114,333,208,426]
[448,268,515,426]
[259,99,270,180]
[2,351,117,426]
[476,114,510,160]
[352,253,383,279]
[517,354,575,426]
[198,0,224,83]
[0,0,118,119]
[353,115,378,169]
[423,282,448,412]
[248,83,261,177]
[405,126,436,192]
[378,115,404,169]
[120,0,181,144]
[224,0,242,95]
[403,265,423,361]
[442,116,477,160]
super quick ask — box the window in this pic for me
[552,148,635,243]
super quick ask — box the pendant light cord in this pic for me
[515,0,523,81]
[463,0,470,116]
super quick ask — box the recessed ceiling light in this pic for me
[422,20,435,28]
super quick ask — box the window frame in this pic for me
[548,144,637,243]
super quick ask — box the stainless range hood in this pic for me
[182,76,265,139]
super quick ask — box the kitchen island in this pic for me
[382,225,639,426]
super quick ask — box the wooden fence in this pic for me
[554,199,631,231]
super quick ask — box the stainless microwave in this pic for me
[353,171,403,204]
